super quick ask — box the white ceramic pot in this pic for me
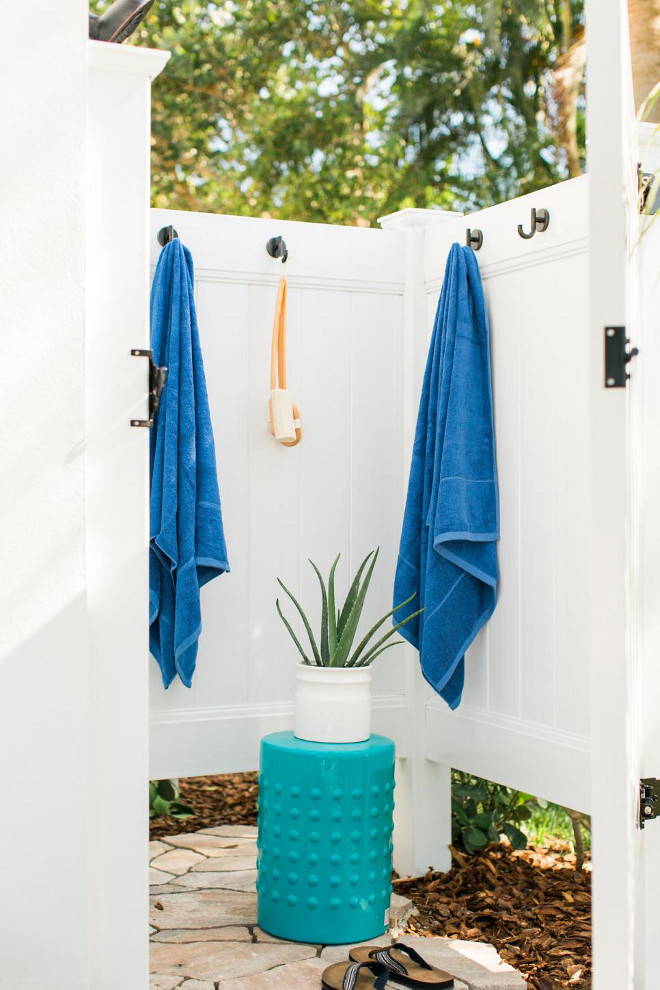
[293,663,372,744]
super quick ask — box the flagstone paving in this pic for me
[149,826,524,990]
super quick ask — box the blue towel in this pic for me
[149,239,229,688]
[394,243,498,709]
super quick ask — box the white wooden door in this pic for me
[586,1,639,988]
[87,42,169,990]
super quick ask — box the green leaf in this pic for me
[309,559,329,664]
[346,591,416,666]
[336,550,376,640]
[510,806,532,823]
[332,549,380,666]
[157,779,177,802]
[277,578,321,665]
[501,823,528,850]
[170,802,196,819]
[328,553,340,658]
[452,801,471,825]
[276,599,311,665]
[353,607,423,667]
[472,812,493,830]
[354,640,403,667]
[462,826,489,855]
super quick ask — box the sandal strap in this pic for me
[343,960,389,990]
[373,943,434,975]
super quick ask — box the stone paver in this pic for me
[166,834,254,856]
[390,891,418,928]
[149,976,184,989]
[152,848,207,876]
[199,825,258,839]
[150,884,192,895]
[150,890,257,930]
[190,850,257,873]
[173,869,257,892]
[150,867,176,885]
[150,840,174,859]
[152,927,251,944]
[149,827,524,989]
[252,926,317,946]
[150,941,316,983]
[218,958,327,989]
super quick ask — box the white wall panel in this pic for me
[149,209,407,778]
[421,178,592,813]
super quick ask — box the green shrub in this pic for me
[451,772,534,854]
[149,779,195,820]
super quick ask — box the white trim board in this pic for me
[149,697,411,780]
[425,702,591,814]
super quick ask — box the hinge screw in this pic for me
[607,328,615,337]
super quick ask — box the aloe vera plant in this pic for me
[276,548,422,667]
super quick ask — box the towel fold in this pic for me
[394,243,498,709]
[149,239,229,688]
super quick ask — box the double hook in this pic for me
[517,207,550,239]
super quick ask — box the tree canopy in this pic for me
[92,0,585,224]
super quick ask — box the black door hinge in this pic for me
[605,326,639,388]
[640,778,659,828]
[130,349,168,428]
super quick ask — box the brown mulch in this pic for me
[396,842,591,990]
[150,772,591,989]
[149,771,258,840]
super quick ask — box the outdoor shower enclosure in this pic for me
[3,4,660,990]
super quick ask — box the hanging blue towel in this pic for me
[149,239,229,688]
[394,243,498,709]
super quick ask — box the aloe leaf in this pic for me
[346,591,417,667]
[276,599,311,665]
[355,607,424,667]
[337,549,376,639]
[355,640,404,667]
[277,578,322,665]
[327,554,340,660]
[309,558,329,664]
[332,549,380,666]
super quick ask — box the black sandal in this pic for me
[322,959,389,990]
[349,942,454,988]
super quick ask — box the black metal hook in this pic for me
[517,208,550,240]
[157,225,179,247]
[466,228,483,251]
[266,235,288,263]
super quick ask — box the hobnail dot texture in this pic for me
[257,732,395,946]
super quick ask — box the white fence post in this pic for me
[379,208,461,876]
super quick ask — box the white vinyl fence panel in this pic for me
[148,210,409,779]
[417,178,593,815]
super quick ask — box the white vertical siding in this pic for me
[422,178,593,813]
[148,211,408,778]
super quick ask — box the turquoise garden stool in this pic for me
[257,732,395,945]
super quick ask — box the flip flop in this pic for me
[349,943,454,988]
[322,959,389,990]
